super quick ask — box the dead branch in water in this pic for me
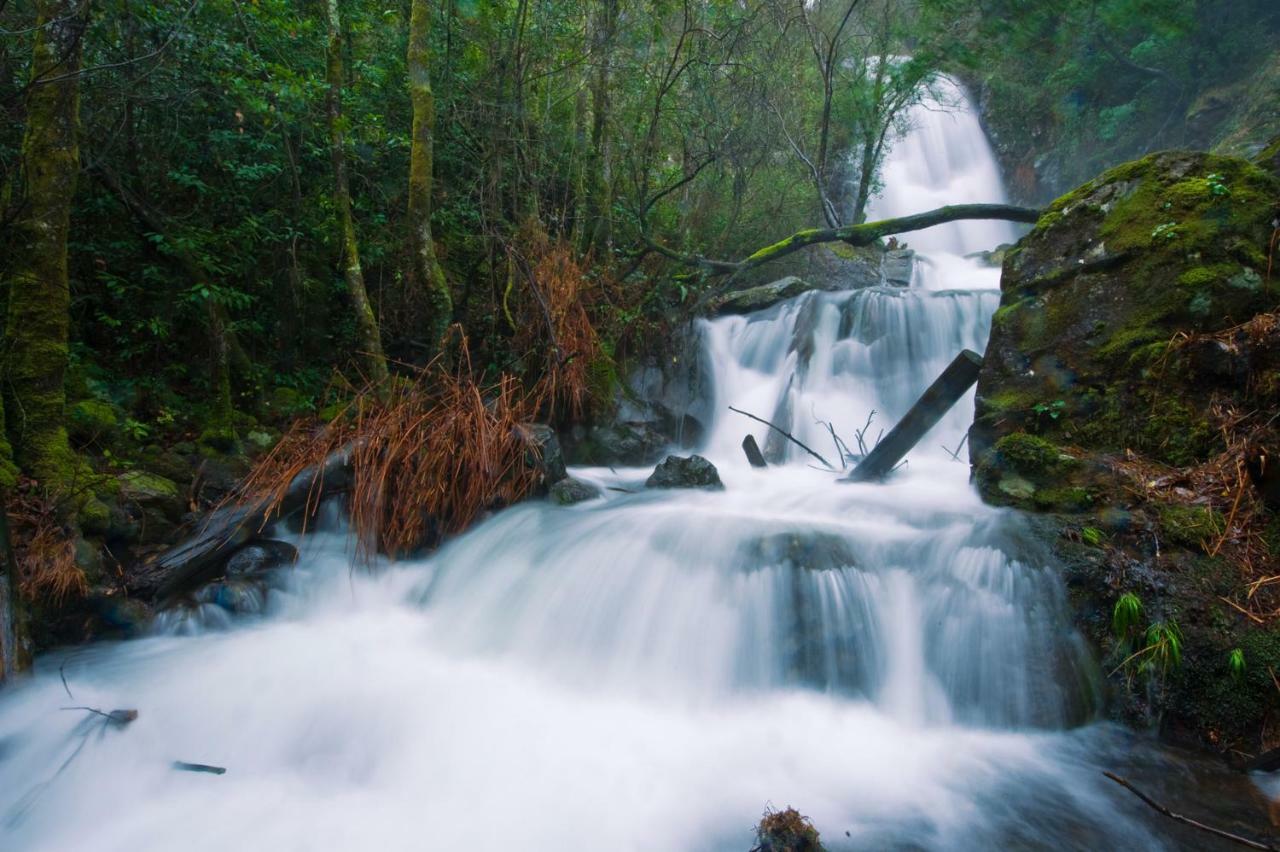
[1103,771,1278,851]
[728,406,834,470]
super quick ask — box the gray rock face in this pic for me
[882,249,915,286]
[549,477,602,506]
[644,455,724,490]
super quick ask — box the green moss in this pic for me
[993,432,1074,473]
[117,470,180,502]
[1158,504,1225,551]
[68,399,120,446]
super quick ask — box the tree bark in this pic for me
[406,0,452,354]
[326,0,389,385]
[3,0,92,490]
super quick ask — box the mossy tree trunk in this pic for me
[326,0,389,385]
[3,0,92,490]
[406,0,452,354]
[580,0,617,255]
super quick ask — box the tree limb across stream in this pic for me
[644,203,1042,278]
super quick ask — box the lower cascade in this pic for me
[0,78,1257,851]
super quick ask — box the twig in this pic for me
[853,410,877,456]
[811,405,849,470]
[172,761,227,775]
[729,406,834,470]
[942,432,969,462]
[1102,771,1278,850]
[59,659,73,700]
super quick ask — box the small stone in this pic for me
[549,477,602,506]
[644,455,724,490]
[225,539,298,577]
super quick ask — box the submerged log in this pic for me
[842,350,983,483]
[742,435,768,468]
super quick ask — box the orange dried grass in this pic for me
[237,333,543,562]
[8,482,87,605]
[509,224,606,422]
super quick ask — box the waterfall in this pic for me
[0,78,1233,851]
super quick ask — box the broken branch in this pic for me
[1102,771,1277,851]
[729,406,834,470]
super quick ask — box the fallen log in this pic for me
[842,350,983,483]
[742,435,768,468]
[144,443,359,601]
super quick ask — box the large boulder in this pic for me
[970,149,1280,752]
[974,150,1280,489]
[645,454,724,490]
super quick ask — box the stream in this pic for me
[0,77,1274,851]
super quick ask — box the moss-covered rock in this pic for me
[971,149,1280,753]
[974,150,1280,469]
[67,399,121,447]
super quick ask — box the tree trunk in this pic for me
[0,490,29,683]
[326,0,389,385]
[406,0,453,355]
[3,0,91,490]
[581,0,617,254]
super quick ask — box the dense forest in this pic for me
[2,0,1280,847]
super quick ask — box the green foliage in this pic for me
[1228,647,1246,680]
[1113,592,1144,639]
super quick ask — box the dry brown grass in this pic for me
[8,481,87,605]
[508,223,607,422]
[236,334,545,561]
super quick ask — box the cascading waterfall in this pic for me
[0,78,1251,851]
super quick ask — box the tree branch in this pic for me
[646,203,1040,279]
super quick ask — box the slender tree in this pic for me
[325,0,389,384]
[3,0,92,489]
[406,0,452,353]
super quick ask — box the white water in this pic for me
[0,79,1241,850]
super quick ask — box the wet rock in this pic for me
[965,243,1015,267]
[644,455,724,490]
[193,579,267,615]
[882,248,915,286]
[568,421,670,467]
[549,477,601,506]
[225,539,298,577]
[515,423,567,484]
[741,532,857,572]
[705,276,813,316]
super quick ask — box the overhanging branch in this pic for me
[645,203,1041,278]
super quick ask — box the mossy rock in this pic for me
[974,150,1280,473]
[67,399,121,447]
